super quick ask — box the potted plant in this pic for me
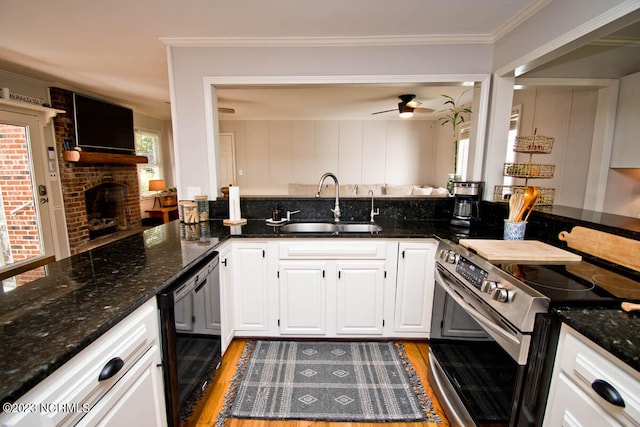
[439,91,472,194]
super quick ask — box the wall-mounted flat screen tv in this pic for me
[73,93,135,154]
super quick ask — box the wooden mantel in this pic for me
[63,150,148,165]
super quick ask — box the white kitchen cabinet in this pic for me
[394,241,437,336]
[335,260,385,335]
[610,72,640,168]
[277,240,392,337]
[232,242,269,331]
[218,242,234,354]
[543,324,640,427]
[0,299,166,427]
[74,345,165,427]
[278,260,328,334]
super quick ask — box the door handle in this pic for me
[39,197,49,204]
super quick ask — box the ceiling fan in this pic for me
[371,94,434,118]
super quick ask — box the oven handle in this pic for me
[435,268,521,346]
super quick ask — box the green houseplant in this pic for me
[439,91,472,194]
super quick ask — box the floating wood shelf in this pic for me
[63,150,148,165]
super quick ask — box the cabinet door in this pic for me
[174,283,194,332]
[192,261,221,335]
[336,261,385,335]
[394,242,436,334]
[219,244,234,354]
[232,243,269,331]
[76,346,167,427]
[279,261,327,334]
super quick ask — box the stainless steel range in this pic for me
[428,238,636,427]
[429,239,550,426]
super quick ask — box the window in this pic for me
[503,106,522,186]
[456,125,471,180]
[135,129,162,196]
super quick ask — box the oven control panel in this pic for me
[455,255,489,290]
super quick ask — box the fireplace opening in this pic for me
[84,183,129,240]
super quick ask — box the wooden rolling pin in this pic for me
[558,226,640,272]
[621,302,640,313]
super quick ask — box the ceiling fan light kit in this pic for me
[372,94,433,118]
[398,104,414,118]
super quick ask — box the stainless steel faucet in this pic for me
[316,172,341,222]
[368,189,379,222]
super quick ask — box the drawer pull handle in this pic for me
[591,379,625,407]
[98,357,125,381]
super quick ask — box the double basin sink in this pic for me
[280,222,382,234]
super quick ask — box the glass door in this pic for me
[0,110,55,291]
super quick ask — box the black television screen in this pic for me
[73,93,135,154]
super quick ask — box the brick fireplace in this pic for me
[50,88,142,254]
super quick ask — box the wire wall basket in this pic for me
[493,185,555,206]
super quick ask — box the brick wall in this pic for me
[50,88,141,254]
[0,124,45,285]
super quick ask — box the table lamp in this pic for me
[149,179,166,208]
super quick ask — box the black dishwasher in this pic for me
[158,252,221,426]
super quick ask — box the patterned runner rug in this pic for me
[216,340,442,424]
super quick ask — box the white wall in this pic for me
[168,44,493,199]
[511,87,598,209]
[219,119,438,194]
[604,169,640,218]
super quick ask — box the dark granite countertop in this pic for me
[0,223,219,406]
[553,305,640,372]
[2,211,638,406]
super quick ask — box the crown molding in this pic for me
[493,0,552,42]
[160,34,493,48]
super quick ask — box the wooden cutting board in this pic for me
[558,226,640,272]
[459,239,582,264]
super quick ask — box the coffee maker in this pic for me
[450,181,484,228]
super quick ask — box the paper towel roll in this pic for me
[228,186,241,220]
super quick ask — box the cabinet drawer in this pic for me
[0,299,159,427]
[556,325,640,426]
[279,240,387,259]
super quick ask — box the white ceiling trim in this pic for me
[492,0,552,42]
[203,74,489,86]
[594,36,640,46]
[160,34,494,47]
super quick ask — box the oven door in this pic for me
[429,263,528,427]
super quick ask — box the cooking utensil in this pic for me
[621,302,640,313]
[559,226,640,272]
[516,186,537,222]
[523,187,540,222]
[508,193,524,222]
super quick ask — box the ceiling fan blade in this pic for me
[371,109,397,115]
[414,107,435,114]
[218,107,235,114]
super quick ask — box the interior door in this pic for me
[218,132,236,187]
[0,110,55,290]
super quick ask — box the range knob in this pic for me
[492,286,511,303]
[439,249,457,264]
[480,280,499,294]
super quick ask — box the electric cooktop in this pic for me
[502,260,640,304]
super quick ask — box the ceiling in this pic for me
[0,0,541,120]
[2,0,637,121]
